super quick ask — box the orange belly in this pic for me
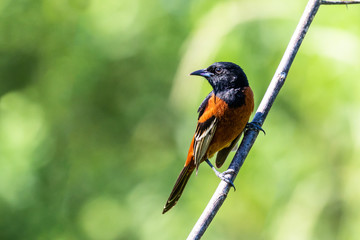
[199,87,254,159]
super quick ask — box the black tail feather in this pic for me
[162,165,194,214]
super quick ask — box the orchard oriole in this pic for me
[163,62,255,214]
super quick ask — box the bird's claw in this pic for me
[216,169,236,191]
[205,159,236,190]
[246,121,266,135]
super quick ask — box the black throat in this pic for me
[215,87,246,108]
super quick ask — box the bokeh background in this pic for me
[1,0,360,239]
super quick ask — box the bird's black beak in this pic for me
[190,69,214,78]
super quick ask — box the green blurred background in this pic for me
[1,0,360,239]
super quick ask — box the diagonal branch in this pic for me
[186,0,360,239]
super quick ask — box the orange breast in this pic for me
[202,87,254,159]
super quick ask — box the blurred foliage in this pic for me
[0,0,360,239]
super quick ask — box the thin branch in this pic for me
[187,0,360,238]
[187,0,322,239]
[321,0,360,4]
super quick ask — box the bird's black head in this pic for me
[190,62,249,94]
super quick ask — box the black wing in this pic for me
[215,133,241,168]
[193,115,218,174]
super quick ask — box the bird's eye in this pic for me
[215,67,223,74]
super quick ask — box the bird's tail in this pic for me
[162,162,195,214]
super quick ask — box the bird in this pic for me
[163,62,258,214]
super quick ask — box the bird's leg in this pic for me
[246,121,266,135]
[205,159,236,190]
